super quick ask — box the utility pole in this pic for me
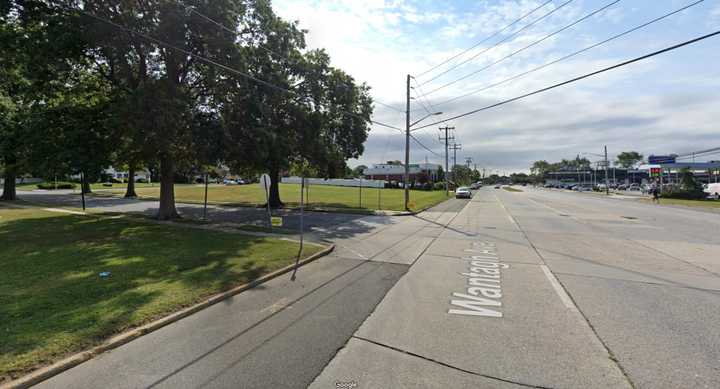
[604,145,610,195]
[404,74,411,211]
[438,126,455,195]
[449,143,462,186]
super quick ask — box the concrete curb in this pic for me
[1,245,335,389]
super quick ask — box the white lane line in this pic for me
[540,265,578,312]
[43,208,86,215]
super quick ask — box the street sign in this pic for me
[259,173,272,228]
[259,173,271,192]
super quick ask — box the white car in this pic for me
[223,179,238,185]
[704,183,720,199]
[455,187,472,199]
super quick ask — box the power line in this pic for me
[413,29,720,131]
[414,0,554,79]
[417,0,575,87]
[410,134,443,158]
[73,7,404,132]
[423,0,621,96]
[429,0,706,109]
[185,3,406,115]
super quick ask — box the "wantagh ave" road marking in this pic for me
[448,241,508,318]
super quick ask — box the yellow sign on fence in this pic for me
[271,216,283,227]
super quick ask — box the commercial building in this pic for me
[362,163,442,187]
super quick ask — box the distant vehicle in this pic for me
[470,183,480,189]
[704,183,720,199]
[494,184,501,189]
[596,183,607,191]
[236,179,246,185]
[617,184,628,190]
[455,187,472,199]
[628,183,641,191]
[223,179,238,185]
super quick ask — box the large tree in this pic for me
[222,3,372,208]
[74,0,246,219]
[616,151,644,169]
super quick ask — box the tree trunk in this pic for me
[268,166,284,208]
[157,156,179,220]
[1,170,17,201]
[124,165,137,198]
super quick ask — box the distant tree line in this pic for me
[0,1,373,219]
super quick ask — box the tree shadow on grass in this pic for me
[0,213,284,379]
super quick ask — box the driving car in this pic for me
[455,187,472,198]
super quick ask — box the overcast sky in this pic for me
[272,0,720,173]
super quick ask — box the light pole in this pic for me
[404,76,442,210]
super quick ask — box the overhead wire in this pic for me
[417,0,575,87]
[72,7,404,132]
[429,0,705,108]
[185,4,406,115]
[413,29,720,131]
[414,0,554,78]
[423,0,622,96]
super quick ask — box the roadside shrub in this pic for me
[110,177,123,183]
[136,178,147,183]
[433,182,446,190]
[37,182,77,190]
[661,188,706,200]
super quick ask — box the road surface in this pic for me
[34,188,720,388]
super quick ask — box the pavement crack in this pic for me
[351,335,555,389]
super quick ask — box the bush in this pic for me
[37,182,77,190]
[110,177,123,183]
[433,182,446,191]
[136,178,147,183]
[661,188,706,200]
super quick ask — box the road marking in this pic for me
[43,208,86,215]
[540,265,578,312]
[448,241,508,318]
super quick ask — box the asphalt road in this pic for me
[311,187,720,389]
[27,188,720,388]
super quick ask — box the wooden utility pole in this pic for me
[438,126,455,195]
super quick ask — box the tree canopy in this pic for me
[1,0,374,217]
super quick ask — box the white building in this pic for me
[362,163,442,182]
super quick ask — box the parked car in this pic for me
[617,184,628,191]
[494,184,501,189]
[704,183,720,199]
[628,183,641,191]
[223,179,238,185]
[470,183,480,189]
[455,187,472,199]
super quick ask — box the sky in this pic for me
[272,0,720,173]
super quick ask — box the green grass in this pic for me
[118,183,449,212]
[639,197,720,209]
[503,186,523,192]
[0,205,322,380]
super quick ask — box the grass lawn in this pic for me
[122,183,449,212]
[0,205,322,381]
[639,197,720,209]
[503,186,523,192]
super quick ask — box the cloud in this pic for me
[272,0,720,172]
